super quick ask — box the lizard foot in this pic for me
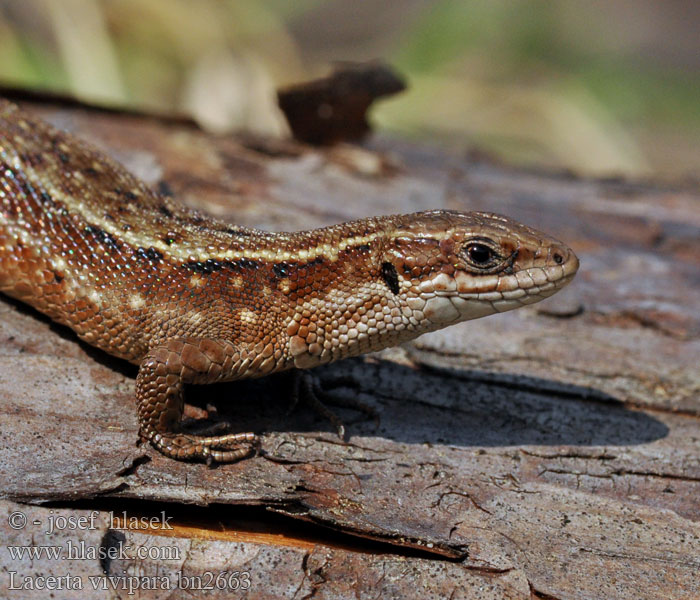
[146,430,259,464]
[289,371,380,439]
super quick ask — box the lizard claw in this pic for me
[146,430,259,463]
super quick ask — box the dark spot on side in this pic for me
[57,152,70,164]
[122,223,132,231]
[136,246,164,262]
[272,256,329,285]
[381,262,400,294]
[84,167,99,177]
[21,152,43,166]
[147,247,164,261]
[53,271,64,283]
[158,203,173,218]
[114,188,138,201]
[19,181,34,197]
[273,262,289,278]
[224,227,250,237]
[355,244,371,252]
[184,259,225,274]
[308,256,325,268]
[103,212,115,221]
[39,191,54,205]
[83,225,120,250]
[172,211,207,228]
[157,180,174,197]
[236,258,258,270]
[183,257,259,274]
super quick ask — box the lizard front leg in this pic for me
[136,338,258,463]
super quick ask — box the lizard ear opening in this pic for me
[380,262,400,294]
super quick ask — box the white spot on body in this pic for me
[89,290,102,306]
[129,294,145,309]
[238,308,258,324]
[189,275,204,289]
[278,278,291,294]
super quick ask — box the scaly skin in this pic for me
[0,99,579,462]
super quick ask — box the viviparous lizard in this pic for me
[0,99,579,462]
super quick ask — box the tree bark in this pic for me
[0,97,698,599]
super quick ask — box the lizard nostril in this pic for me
[553,252,564,265]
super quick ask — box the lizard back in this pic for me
[0,100,398,365]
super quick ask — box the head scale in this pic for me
[380,210,579,330]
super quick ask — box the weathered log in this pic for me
[0,97,697,599]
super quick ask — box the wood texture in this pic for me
[0,98,698,599]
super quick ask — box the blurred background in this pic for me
[0,0,698,180]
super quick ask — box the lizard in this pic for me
[0,99,579,463]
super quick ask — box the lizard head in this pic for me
[380,210,579,328]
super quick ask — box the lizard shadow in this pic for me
[192,356,669,448]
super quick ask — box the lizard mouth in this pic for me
[409,248,579,326]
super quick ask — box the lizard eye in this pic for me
[466,243,493,265]
[461,238,507,272]
[464,241,499,269]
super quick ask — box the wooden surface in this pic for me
[0,98,698,599]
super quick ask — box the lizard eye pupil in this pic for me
[466,243,493,265]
